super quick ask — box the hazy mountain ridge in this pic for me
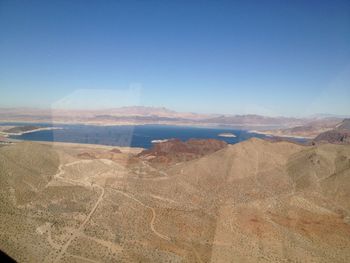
[254,117,343,138]
[0,107,344,129]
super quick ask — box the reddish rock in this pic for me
[110,148,122,154]
[138,138,227,164]
[77,152,96,159]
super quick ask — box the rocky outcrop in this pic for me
[314,130,350,144]
[110,148,122,154]
[138,138,227,164]
[313,119,350,145]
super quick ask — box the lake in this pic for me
[0,123,274,148]
[3,123,302,148]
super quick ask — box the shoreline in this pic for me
[0,119,285,130]
[0,127,63,137]
[2,133,312,152]
[0,122,312,150]
[7,139,144,153]
[249,130,314,139]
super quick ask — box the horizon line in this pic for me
[0,106,349,119]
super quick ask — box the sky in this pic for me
[1,0,350,116]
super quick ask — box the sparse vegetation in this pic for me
[1,139,350,262]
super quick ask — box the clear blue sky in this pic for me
[1,0,350,116]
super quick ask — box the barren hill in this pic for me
[0,139,350,262]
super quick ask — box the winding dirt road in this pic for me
[52,160,105,263]
[51,159,170,263]
[112,188,170,241]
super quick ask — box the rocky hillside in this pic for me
[314,119,350,144]
[1,139,350,262]
[138,138,227,164]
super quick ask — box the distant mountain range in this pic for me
[0,106,347,130]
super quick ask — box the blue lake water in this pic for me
[3,123,304,149]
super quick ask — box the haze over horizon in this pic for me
[1,0,350,116]
[1,104,350,119]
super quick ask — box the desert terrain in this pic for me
[1,136,350,262]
